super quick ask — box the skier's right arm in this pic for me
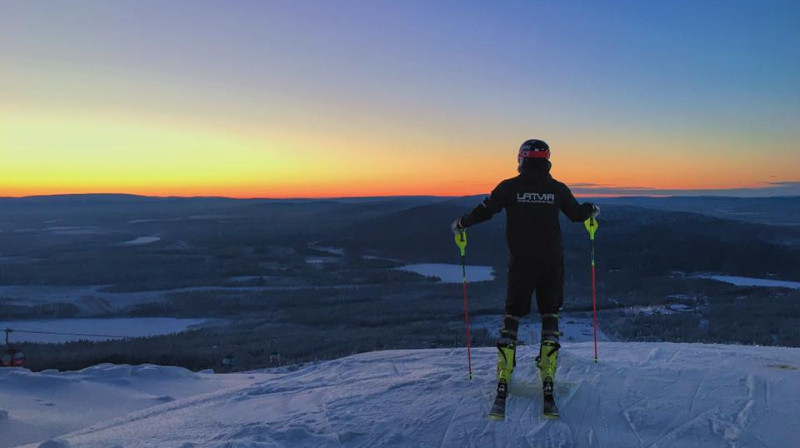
[458,182,508,228]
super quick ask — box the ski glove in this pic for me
[451,218,465,235]
[589,204,600,218]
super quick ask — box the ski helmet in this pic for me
[518,139,550,160]
[517,139,550,171]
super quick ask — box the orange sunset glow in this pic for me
[2,2,798,198]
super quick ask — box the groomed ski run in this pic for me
[5,342,798,448]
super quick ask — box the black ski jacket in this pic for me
[459,167,593,265]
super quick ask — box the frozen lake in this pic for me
[695,274,800,290]
[394,263,495,283]
[0,318,207,343]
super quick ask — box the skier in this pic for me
[451,139,598,418]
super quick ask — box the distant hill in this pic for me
[2,194,799,289]
[594,196,800,226]
[333,198,800,281]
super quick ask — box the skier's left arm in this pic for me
[556,181,597,222]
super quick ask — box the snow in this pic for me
[0,364,252,448]
[5,342,799,447]
[119,236,161,246]
[625,304,697,316]
[0,318,207,343]
[395,263,495,283]
[695,274,800,290]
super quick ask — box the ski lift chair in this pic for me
[1,348,25,367]
[12,349,25,367]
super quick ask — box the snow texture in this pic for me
[34,441,71,448]
[0,364,250,448]
[4,342,799,447]
[395,263,495,283]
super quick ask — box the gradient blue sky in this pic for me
[1,1,798,197]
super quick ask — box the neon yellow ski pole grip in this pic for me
[584,216,598,241]
[454,230,467,256]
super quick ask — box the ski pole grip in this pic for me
[454,230,467,256]
[584,217,598,240]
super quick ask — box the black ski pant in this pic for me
[500,260,563,341]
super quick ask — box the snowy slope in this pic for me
[5,342,799,448]
[0,365,253,448]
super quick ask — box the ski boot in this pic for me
[539,336,561,419]
[537,313,559,371]
[496,337,516,384]
[489,337,516,420]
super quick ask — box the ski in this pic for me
[488,380,508,420]
[543,393,560,418]
[542,380,560,419]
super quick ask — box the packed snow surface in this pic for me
[5,342,799,447]
[695,274,800,290]
[0,364,250,448]
[395,263,495,283]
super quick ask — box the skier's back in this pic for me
[452,139,598,419]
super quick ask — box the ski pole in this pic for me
[454,230,473,379]
[584,217,599,363]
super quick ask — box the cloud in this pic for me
[767,181,800,187]
[568,183,610,188]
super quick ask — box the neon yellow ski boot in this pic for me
[496,338,516,384]
[538,338,560,384]
[540,338,561,418]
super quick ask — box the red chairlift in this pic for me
[1,328,26,368]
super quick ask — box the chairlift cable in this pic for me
[4,328,130,339]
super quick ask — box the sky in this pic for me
[1,0,798,198]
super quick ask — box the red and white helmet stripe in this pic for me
[518,149,550,159]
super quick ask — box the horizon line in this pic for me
[3,181,799,201]
[1,191,799,201]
